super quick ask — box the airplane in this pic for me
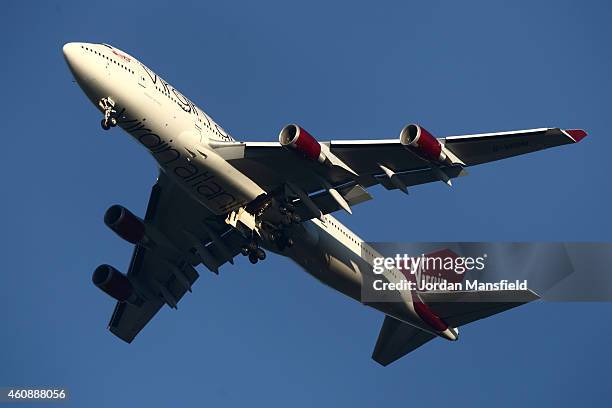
[63,42,587,366]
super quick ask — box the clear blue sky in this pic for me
[1,1,611,406]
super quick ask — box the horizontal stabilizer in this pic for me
[372,316,436,366]
[418,289,540,328]
[371,289,539,366]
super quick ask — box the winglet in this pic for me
[562,129,588,143]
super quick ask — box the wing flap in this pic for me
[292,183,373,220]
[375,164,468,191]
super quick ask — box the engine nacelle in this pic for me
[92,264,138,304]
[104,205,145,245]
[279,124,326,163]
[400,124,448,163]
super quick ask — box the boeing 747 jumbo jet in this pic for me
[63,42,587,366]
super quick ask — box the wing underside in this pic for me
[219,127,585,219]
[106,172,247,343]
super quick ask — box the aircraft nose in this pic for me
[63,42,90,82]
[62,42,78,66]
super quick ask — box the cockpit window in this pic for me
[101,43,113,49]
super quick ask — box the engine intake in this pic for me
[92,264,136,303]
[104,205,145,245]
[279,124,325,163]
[400,124,447,163]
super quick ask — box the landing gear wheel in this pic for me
[98,97,117,131]
[256,249,266,261]
[248,253,259,264]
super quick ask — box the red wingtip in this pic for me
[564,129,588,143]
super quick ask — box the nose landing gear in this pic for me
[98,97,118,130]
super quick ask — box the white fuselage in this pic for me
[63,42,452,339]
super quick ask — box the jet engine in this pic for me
[279,124,326,163]
[400,124,448,163]
[92,264,140,304]
[104,204,146,245]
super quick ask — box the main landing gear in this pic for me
[241,240,266,264]
[98,97,118,130]
[228,195,302,265]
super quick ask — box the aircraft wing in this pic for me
[220,127,586,218]
[107,172,247,343]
